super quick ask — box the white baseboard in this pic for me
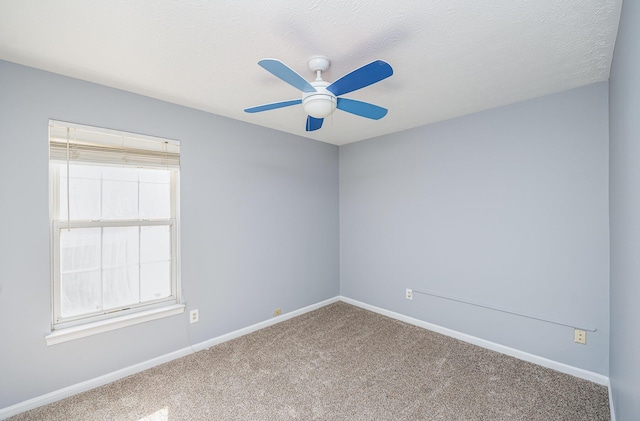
[339,296,610,386]
[191,296,340,352]
[1,295,610,419]
[0,347,192,420]
[608,380,616,421]
[0,296,339,420]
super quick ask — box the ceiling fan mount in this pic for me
[307,55,331,74]
[244,55,393,132]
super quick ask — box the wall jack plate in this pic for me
[574,329,586,345]
[406,289,413,300]
[190,309,199,324]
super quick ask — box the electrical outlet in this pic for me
[406,288,413,300]
[574,329,586,345]
[273,308,282,317]
[190,309,199,324]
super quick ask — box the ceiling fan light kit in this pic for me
[244,55,393,132]
[302,82,337,119]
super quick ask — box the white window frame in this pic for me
[46,121,184,345]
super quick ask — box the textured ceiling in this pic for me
[0,0,622,145]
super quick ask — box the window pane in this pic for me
[60,228,101,272]
[140,182,170,219]
[103,227,139,267]
[102,166,139,182]
[103,266,140,310]
[102,180,138,219]
[60,270,101,318]
[140,226,171,302]
[59,164,102,220]
[60,164,103,180]
[60,228,102,318]
[140,169,171,219]
[141,226,171,263]
[68,178,102,220]
[139,168,170,183]
[141,261,171,301]
[102,227,140,309]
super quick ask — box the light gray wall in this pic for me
[0,55,616,412]
[609,0,640,418]
[340,83,610,374]
[0,60,339,409]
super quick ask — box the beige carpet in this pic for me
[9,302,610,420]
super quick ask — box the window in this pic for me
[47,121,183,345]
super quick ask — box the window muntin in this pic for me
[49,121,180,330]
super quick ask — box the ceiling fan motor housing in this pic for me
[302,80,337,119]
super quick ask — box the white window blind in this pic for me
[49,121,179,170]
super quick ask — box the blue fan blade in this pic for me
[306,116,324,131]
[244,99,302,113]
[259,59,316,93]
[337,98,388,120]
[327,60,393,96]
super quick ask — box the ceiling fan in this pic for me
[244,56,393,131]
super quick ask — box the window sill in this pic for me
[45,304,185,346]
